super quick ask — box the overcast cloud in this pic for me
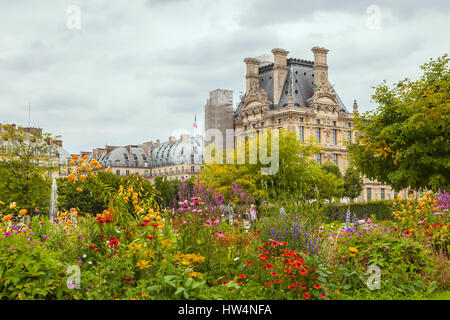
[0,0,449,153]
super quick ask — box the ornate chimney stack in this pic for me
[353,99,359,114]
[271,48,289,105]
[244,57,260,93]
[311,47,329,90]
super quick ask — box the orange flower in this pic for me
[19,209,27,216]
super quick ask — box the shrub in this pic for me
[325,200,393,222]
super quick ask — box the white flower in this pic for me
[83,254,87,258]
[88,261,92,264]
[234,257,240,261]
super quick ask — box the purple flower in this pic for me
[42,235,49,240]
[77,260,83,263]
[4,232,11,237]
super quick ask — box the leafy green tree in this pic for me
[200,129,343,203]
[154,176,181,209]
[57,171,122,214]
[0,124,59,213]
[347,55,450,191]
[343,166,363,201]
[320,162,344,199]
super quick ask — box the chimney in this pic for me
[353,100,359,114]
[106,145,115,155]
[244,57,260,93]
[272,48,289,106]
[311,47,329,90]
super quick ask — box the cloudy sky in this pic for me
[0,0,449,154]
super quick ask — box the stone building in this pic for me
[69,135,205,183]
[204,89,234,151]
[149,134,204,182]
[233,47,413,202]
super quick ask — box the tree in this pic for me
[320,162,344,199]
[347,54,450,191]
[154,176,181,209]
[200,129,344,202]
[58,171,123,214]
[0,124,59,214]
[343,166,363,201]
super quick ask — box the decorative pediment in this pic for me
[242,86,271,114]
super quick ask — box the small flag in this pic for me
[312,82,319,89]
[193,115,198,128]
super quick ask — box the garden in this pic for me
[0,154,448,300]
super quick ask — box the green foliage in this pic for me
[0,124,59,213]
[347,54,450,191]
[321,162,342,179]
[154,177,181,209]
[325,200,393,222]
[342,166,364,201]
[201,130,344,203]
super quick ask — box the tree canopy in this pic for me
[200,129,343,203]
[0,124,60,213]
[347,54,450,191]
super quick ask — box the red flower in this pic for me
[270,272,278,277]
[108,237,119,247]
[264,282,272,287]
[263,264,274,269]
[222,280,232,286]
[146,235,155,240]
[300,285,307,290]
[274,279,281,284]
[237,274,246,279]
[320,293,327,298]
[303,292,310,299]
[245,261,254,266]
[124,276,134,281]
[235,281,243,285]
[288,282,298,290]
[314,284,322,289]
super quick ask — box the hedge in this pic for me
[325,200,394,222]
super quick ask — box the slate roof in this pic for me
[234,58,348,117]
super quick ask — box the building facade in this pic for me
[67,135,205,183]
[233,47,413,202]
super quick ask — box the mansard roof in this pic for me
[234,58,348,117]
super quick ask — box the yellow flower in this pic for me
[349,247,359,254]
[9,202,17,210]
[77,188,83,192]
[188,271,203,278]
[19,209,27,216]
[0,201,4,205]
[161,239,173,248]
[3,214,13,221]
[136,260,151,270]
